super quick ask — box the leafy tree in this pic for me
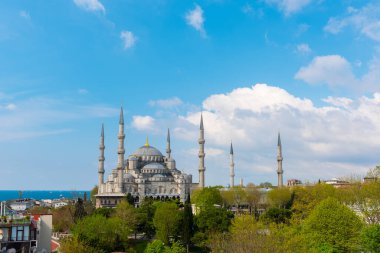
[191,187,223,210]
[60,236,105,253]
[74,198,87,222]
[291,184,336,222]
[259,182,273,188]
[195,206,233,234]
[137,198,157,238]
[114,200,138,233]
[93,207,114,218]
[209,215,308,253]
[303,197,363,252]
[144,240,186,253]
[361,224,380,253]
[51,205,74,232]
[267,187,292,208]
[245,184,261,216]
[144,240,165,253]
[72,214,132,252]
[260,207,292,224]
[153,202,182,245]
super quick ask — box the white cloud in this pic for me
[149,97,183,108]
[120,30,137,49]
[295,55,380,92]
[295,55,356,87]
[324,3,380,42]
[169,84,380,186]
[265,0,312,16]
[19,10,30,20]
[296,43,311,54]
[132,116,156,131]
[322,96,353,109]
[185,4,206,37]
[73,0,105,13]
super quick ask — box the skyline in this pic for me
[0,0,380,189]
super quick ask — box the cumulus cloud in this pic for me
[120,30,137,49]
[0,103,16,110]
[295,55,380,91]
[296,43,311,54]
[185,4,206,37]
[265,0,312,16]
[295,55,357,87]
[324,3,380,42]
[166,84,380,186]
[132,116,156,131]
[149,97,183,108]
[73,0,105,13]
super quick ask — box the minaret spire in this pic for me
[166,128,171,158]
[98,124,105,192]
[230,141,235,188]
[198,113,206,188]
[117,107,125,192]
[277,132,284,187]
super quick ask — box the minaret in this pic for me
[229,142,235,188]
[198,113,206,188]
[166,128,171,158]
[277,132,284,187]
[98,124,105,190]
[117,107,125,192]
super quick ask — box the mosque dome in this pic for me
[132,138,164,162]
[133,145,163,157]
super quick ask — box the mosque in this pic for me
[95,108,205,208]
[95,107,284,208]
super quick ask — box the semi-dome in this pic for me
[143,163,165,170]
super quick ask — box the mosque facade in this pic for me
[95,108,204,208]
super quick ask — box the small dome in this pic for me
[129,156,138,161]
[153,174,165,178]
[143,163,165,170]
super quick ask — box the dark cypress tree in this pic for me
[74,198,87,222]
[182,195,193,253]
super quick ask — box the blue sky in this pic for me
[1,0,380,190]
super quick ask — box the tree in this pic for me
[153,202,182,245]
[137,198,157,238]
[60,236,105,253]
[195,206,233,234]
[303,197,363,252]
[181,196,193,252]
[366,165,380,179]
[291,184,336,222]
[259,182,273,188]
[144,240,186,253]
[191,187,223,210]
[260,207,292,224]
[267,187,292,208]
[52,205,74,232]
[114,200,138,234]
[361,224,380,253]
[72,214,132,252]
[74,198,87,222]
[245,185,261,216]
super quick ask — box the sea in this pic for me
[0,190,91,201]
